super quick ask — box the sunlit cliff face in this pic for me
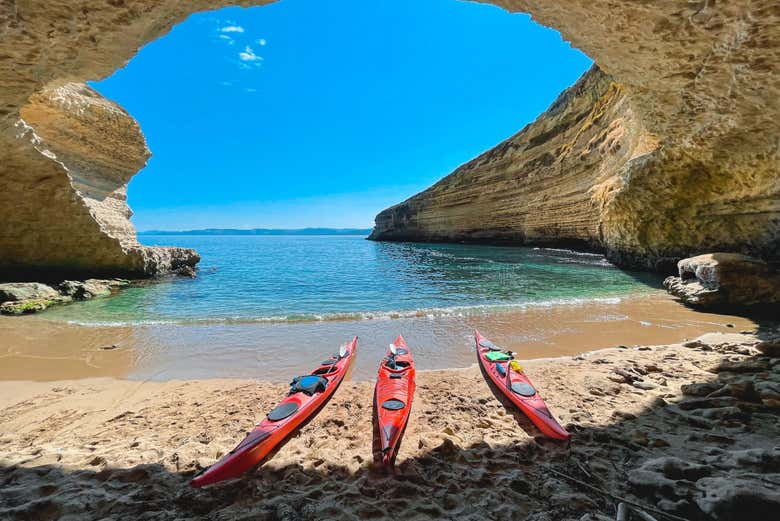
[0,0,777,276]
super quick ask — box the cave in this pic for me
[0,0,777,277]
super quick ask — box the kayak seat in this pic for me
[386,359,410,370]
[382,399,405,410]
[312,366,337,375]
[268,401,299,421]
[510,382,536,397]
[289,375,328,396]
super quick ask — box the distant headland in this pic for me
[138,228,372,236]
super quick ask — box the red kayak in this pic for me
[191,337,358,487]
[474,330,569,441]
[374,335,416,465]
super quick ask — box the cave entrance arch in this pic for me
[1,1,776,277]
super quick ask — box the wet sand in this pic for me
[0,293,755,382]
[1,330,778,520]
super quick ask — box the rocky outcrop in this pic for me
[58,278,130,300]
[664,253,780,307]
[370,66,635,252]
[0,279,131,315]
[0,1,778,275]
[371,1,780,270]
[0,282,61,303]
[0,2,213,277]
[2,81,199,278]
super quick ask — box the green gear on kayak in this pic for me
[485,351,512,362]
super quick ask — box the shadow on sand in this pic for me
[1,320,779,521]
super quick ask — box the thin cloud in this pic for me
[239,45,263,63]
[257,38,267,46]
[220,25,245,33]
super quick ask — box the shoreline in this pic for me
[1,329,778,520]
[0,292,758,382]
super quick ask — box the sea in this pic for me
[43,235,661,326]
[32,235,702,381]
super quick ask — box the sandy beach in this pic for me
[2,0,779,519]
[0,293,757,382]
[2,321,778,520]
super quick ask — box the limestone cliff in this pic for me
[371,66,640,252]
[372,1,780,270]
[6,82,199,277]
[0,0,777,275]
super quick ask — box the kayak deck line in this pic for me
[374,334,416,465]
[474,329,570,441]
[190,336,358,487]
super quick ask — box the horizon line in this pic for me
[138,226,373,235]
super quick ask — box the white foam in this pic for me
[54,295,629,327]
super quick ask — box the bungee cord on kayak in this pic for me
[191,337,358,487]
[189,330,568,487]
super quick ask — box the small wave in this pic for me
[554,258,613,267]
[426,250,494,263]
[54,295,627,328]
[532,247,605,258]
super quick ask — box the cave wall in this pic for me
[0,0,777,275]
[372,0,780,270]
[370,66,643,250]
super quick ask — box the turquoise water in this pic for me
[43,236,662,326]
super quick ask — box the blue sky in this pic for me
[92,0,591,231]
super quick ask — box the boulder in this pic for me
[0,282,71,315]
[59,279,130,300]
[663,253,780,307]
[0,282,59,302]
[0,298,64,315]
[695,476,780,520]
[0,278,131,315]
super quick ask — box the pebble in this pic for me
[632,381,658,390]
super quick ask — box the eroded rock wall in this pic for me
[370,66,646,250]
[3,82,198,277]
[0,0,251,276]
[0,0,777,275]
[372,1,780,270]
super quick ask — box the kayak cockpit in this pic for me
[267,401,299,421]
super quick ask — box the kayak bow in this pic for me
[191,336,358,487]
[474,330,569,441]
[374,335,416,465]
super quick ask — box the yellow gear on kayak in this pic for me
[509,360,523,372]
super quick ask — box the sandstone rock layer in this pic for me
[0,1,777,275]
[3,82,199,277]
[372,1,780,270]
